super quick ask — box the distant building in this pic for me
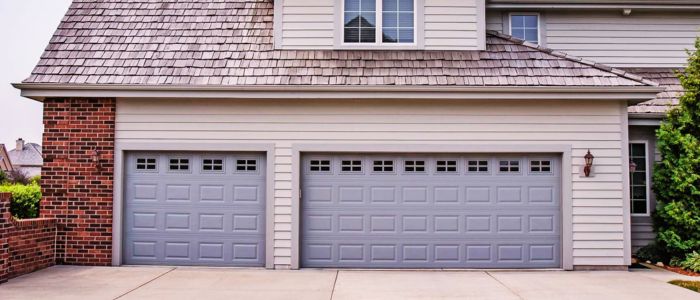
[0,144,12,173]
[8,138,42,177]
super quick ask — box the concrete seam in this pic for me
[486,271,524,300]
[329,270,340,300]
[113,267,176,299]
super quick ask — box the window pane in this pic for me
[633,158,646,171]
[398,0,413,11]
[632,186,646,199]
[345,12,361,27]
[511,15,524,27]
[344,28,360,43]
[524,29,538,43]
[523,15,538,27]
[631,144,645,156]
[398,12,413,27]
[383,12,398,27]
[360,12,376,26]
[633,200,648,214]
[360,28,376,42]
[382,28,398,43]
[345,0,360,11]
[632,172,646,185]
[362,0,376,11]
[399,29,413,43]
[511,28,524,39]
[383,0,398,11]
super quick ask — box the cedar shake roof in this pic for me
[626,68,683,116]
[24,0,657,88]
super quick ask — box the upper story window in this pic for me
[510,13,539,44]
[344,0,415,44]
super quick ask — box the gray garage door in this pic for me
[124,152,266,266]
[301,154,561,268]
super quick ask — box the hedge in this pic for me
[0,183,41,219]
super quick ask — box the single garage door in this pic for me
[301,154,561,268]
[124,152,266,266]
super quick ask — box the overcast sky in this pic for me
[0,0,72,147]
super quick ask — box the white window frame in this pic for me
[508,12,540,44]
[340,0,418,48]
[630,140,651,217]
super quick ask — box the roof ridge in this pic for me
[486,30,659,87]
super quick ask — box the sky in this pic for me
[0,0,73,147]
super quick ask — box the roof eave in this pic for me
[14,83,664,103]
[487,3,700,10]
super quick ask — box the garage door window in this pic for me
[309,160,331,172]
[136,158,157,171]
[169,158,190,171]
[373,160,394,172]
[529,160,552,173]
[202,158,224,172]
[498,160,520,173]
[436,160,457,173]
[467,160,489,173]
[236,159,258,172]
[404,160,425,173]
[341,160,363,172]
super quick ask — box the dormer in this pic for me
[273,0,486,50]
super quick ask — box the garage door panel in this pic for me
[302,154,561,268]
[124,152,266,266]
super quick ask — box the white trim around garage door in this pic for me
[112,142,276,269]
[291,143,574,270]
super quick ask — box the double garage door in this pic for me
[124,151,561,269]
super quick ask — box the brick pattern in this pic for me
[0,193,58,283]
[41,98,116,265]
[23,0,652,87]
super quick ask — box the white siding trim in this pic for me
[621,103,633,266]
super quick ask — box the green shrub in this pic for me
[0,170,7,184]
[636,243,671,263]
[653,37,700,259]
[680,252,700,273]
[30,175,41,185]
[0,183,41,219]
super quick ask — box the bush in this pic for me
[680,252,700,273]
[30,175,41,185]
[653,37,700,259]
[7,169,31,185]
[636,243,672,263]
[0,183,41,219]
[0,170,7,184]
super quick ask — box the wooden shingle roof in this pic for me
[25,0,657,88]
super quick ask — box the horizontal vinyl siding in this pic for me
[486,10,503,32]
[116,99,628,268]
[424,0,483,50]
[545,11,700,68]
[280,0,335,49]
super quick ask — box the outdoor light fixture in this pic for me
[92,149,102,170]
[584,150,594,177]
[629,159,637,173]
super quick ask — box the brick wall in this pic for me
[0,193,58,283]
[42,98,116,265]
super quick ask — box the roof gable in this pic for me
[24,0,654,88]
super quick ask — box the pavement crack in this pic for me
[329,270,340,300]
[486,271,524,300]
[113,267,176,300]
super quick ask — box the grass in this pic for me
[669,280,700,293]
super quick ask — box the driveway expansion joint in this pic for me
[113,267,176,300]
[486,271,525,300]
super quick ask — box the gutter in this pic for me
[13,83,664,103]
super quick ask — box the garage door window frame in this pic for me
[113,142,276,269]
[291,143,574,270]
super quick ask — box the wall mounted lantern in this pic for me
[92,149,102,170]
[584,150,594,177]
[629,159,637,173]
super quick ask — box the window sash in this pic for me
[343,0,416,45]
[629,142,650,216]
[509,13,539,44]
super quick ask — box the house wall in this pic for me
[629,125,659,252]
[116,98,630,269]
[41,98,115,266]
[276,0,485,50]
[486,10,700,68]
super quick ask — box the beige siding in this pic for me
[424,0,484,50]
[279,0,335,49]
[487,10,699,67]
[277,0,485,50]
[116,98,628,268]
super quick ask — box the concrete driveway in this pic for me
[0,266,698,300]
